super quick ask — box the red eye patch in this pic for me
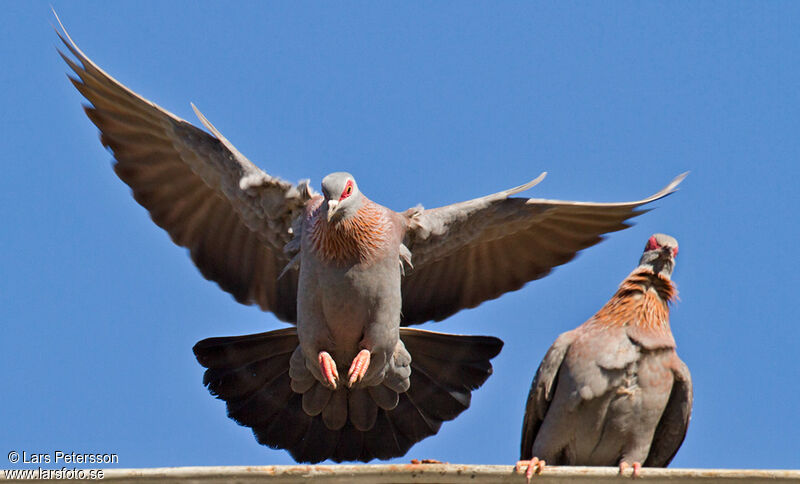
[339,180,354,201]
[645,236,659,251]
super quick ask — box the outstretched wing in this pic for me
[644,356,693,467]
[57,18,314,323]
[400,172,686,326]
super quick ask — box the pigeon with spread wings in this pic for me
[57,18,685,463]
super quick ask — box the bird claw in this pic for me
[347,349,371,387]
[616,387,636,397]
[318,351,339,390]
[619,461,642,478]
[515,457,545,482]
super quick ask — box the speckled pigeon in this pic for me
[518,234,692,479]
[57,20,686,464]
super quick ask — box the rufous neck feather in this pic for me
[590,267,677,331]
[310,199,390,264]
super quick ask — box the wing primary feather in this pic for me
[57,13,308,322]
[401,173,687,326]
[191,103,250,168]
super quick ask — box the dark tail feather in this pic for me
[388,392,441,445]
[398,327,504,431]
[362,410,402,460]
[333,422,364,462]
[400,328,504,390]
[254,392,311,451]
[193,327,503,463]
[194,329,295,429]
[194,327,298,368]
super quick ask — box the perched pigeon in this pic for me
[57,19,686,463]
[518,234,692,479]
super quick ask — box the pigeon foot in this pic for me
[318,351,339,389]
[347,349,371,387]
[515,457,545,482]
[619,461,642,478]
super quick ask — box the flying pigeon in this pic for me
[57,19,686,463]
[518,234,692,480]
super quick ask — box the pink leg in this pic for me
[619,461,642,478]
[515,457,545,482]
[347,349,371,387]
[318,351,339,389]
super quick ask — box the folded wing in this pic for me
[644,357,693,467]
[519,331,576,460]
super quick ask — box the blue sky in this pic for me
[2,1,799,470]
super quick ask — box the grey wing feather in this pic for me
[401,173,687,326]
[56,17,315,322]
[644,356,693,467]
[520,331,575,460]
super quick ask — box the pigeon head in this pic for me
[321,172,362,222]
[638,233,678,278]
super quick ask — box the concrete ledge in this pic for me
[4,465,800,483]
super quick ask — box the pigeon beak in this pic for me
[658,247,674,261]
[326,199,340,222]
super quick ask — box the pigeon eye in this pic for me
[339,180,354,200]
